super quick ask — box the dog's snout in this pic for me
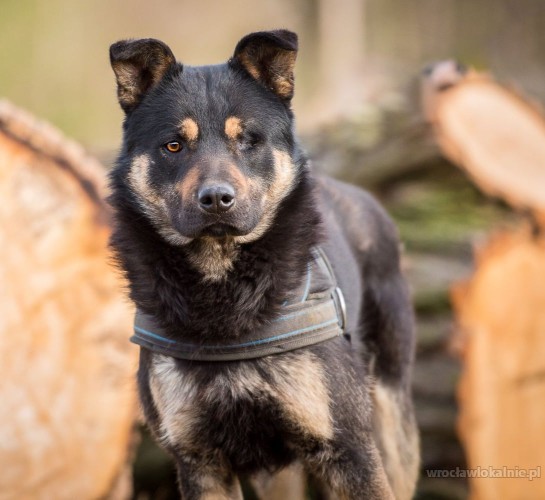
[198,183,236,213]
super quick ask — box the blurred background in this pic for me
[2,1,545,499]
[4,0,545,150]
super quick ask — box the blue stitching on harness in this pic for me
[134,326,177,344]
[134,318,338,351]
[224,318,338,348]
[272,307,316,322]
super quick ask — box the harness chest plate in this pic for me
[131,247,347,361]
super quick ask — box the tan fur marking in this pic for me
[226,163,249,195]
[224,116,242,141]
[372,383,420,500]
[251,463,306,500]
[177,167,200,200]
[198,364,265,410]
[200,478,243,500]
[128,153,161,205]
[183,165,248,280]
[150,356,244,497]
[201,491,242,500]
[149,355,200,447]
[112,62,140,107]
[275,78,293,98]
[267,352,333,440]
[150,352,332,451]
[203,354,332,452]
[238,53,261,80]
[237,50,295,98]
[113,53,174,109]
[268,149,297,206]
[271,52,296,98]
[179,117,199,144]
[234,149,296,244]
[186,237,239,282]
[128,154,192,246]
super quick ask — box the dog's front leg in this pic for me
[302,441,395,500]
[173,453,243,500]
[251,462,307,500]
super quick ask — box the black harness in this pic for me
[131,247,347,361]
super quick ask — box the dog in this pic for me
[108,30,419,499]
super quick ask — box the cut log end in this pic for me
[422,66,545,229]
[0,101,137,500]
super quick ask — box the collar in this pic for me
[130,247,347,361]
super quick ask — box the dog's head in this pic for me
[110,30,301,246]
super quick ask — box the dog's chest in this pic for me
[148,352,333,468]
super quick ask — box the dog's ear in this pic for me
[232,30,298,101]
[110,38,177,113]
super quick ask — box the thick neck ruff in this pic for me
[131,247,347,361]
[109,170,344,350]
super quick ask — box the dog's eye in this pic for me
[238,133,262,152]
[165,141,182,153]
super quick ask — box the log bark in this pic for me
[0,100,137,500]
[451,227,545,500]
[422,62,545,227]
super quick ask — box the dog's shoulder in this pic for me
[314,174,402,271]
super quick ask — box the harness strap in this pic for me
[131,247,347,361]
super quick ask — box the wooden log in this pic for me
[451,227,545,499]
[0,100,137,500]
[422,62,545,227]
[304,103,441,188]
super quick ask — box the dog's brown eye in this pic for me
[165,141,182,153]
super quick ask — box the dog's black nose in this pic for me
[198,184,236,213]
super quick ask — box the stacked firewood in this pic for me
[423,63,545,500]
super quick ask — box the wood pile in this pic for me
[0,100,137,500]
[423,62,545,499]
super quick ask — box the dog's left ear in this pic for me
[232,30,298,101]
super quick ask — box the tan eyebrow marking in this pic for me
[224,116,242,141]
[179,117,199,143]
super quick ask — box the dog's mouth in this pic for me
[200,223,244,238]
[168,204,263,242]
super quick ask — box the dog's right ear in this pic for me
[110,38,177,113]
